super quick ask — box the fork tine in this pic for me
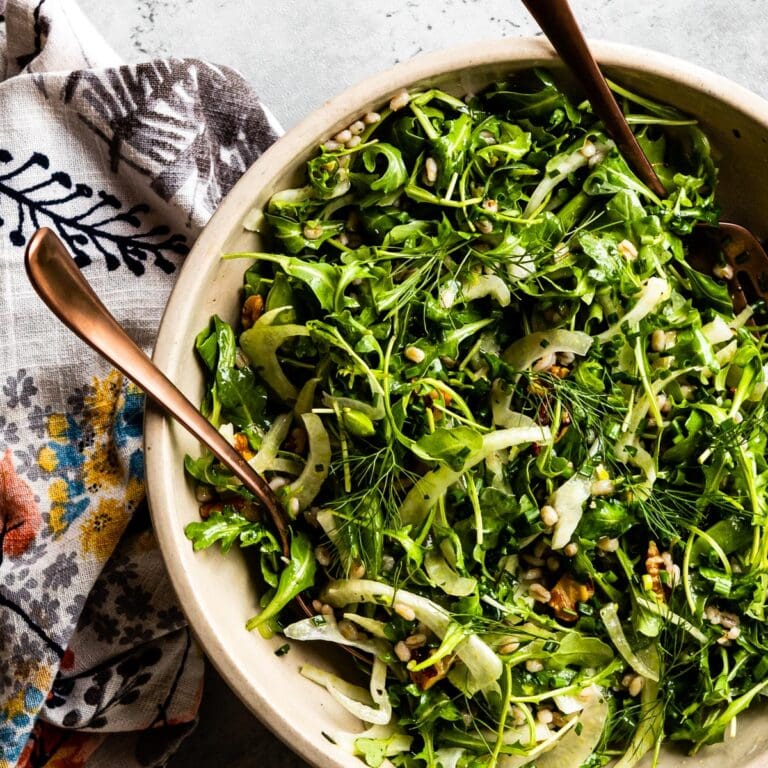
[719,222,768,314]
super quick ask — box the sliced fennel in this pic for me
[614,647,663,768]
[240,306,310,402]
[502,330,593,371]
[248,413,292,474]
[497,718,579,768]
[281,412,331,514]
[321,579,502,694]
[400,426,552,525]
[536,690,609,768]
[524,139,611,216]
[600,603,660,682]
[328,723,413,763]
[550,472,592,550]
[284,613,385,657]
[301,656,392,726]
[596,277,670,342]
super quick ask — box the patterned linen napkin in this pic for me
[0,1,281,765]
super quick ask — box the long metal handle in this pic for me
[521,0,667,199]
[24,227,291,557]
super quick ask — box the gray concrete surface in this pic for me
[72,1,768,765]
[80,0,768,131]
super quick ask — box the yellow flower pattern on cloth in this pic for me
[0,370,148,764]
[42,371,144,552]
[0,365,203,768]
[79,499,131,561]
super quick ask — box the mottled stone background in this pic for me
[74,1,768,765]
[80,0,768,129]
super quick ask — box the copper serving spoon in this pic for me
[522,0,768,316]
[25,227,313,617]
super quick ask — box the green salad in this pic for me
[184,69,768,768]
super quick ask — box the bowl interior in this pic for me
[145,37,768,768]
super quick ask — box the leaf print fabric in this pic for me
[0,0,280,766]
[63,60,276,221]
[0,151,188,276]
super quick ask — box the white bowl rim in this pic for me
[144,36,768,768]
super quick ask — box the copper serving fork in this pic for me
[522,0,768,317]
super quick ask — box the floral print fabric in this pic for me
[0,1,280,765]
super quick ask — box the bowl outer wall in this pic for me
[144,37,768,768]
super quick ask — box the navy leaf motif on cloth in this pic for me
[0,149,189,275]
[62,59,279,217]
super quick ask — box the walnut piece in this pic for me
[241,294,265,329]
[233,432,255,460]
[408,648,454,691]
[549,573,594,623]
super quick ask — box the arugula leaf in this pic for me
[677,260,733,313]
[194,315,269,430]
[584,149,662,204]
[308,154,350,199]
[265,213,342,253]
[546,634,614,669]
[184,454,241,494]
[360,143,408,194]
[578,499,636,541]
[184,511,279,555]
[246,532,316,635]
[485,68,580,125]
[413,426,483,471]
[430,112,472,186]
